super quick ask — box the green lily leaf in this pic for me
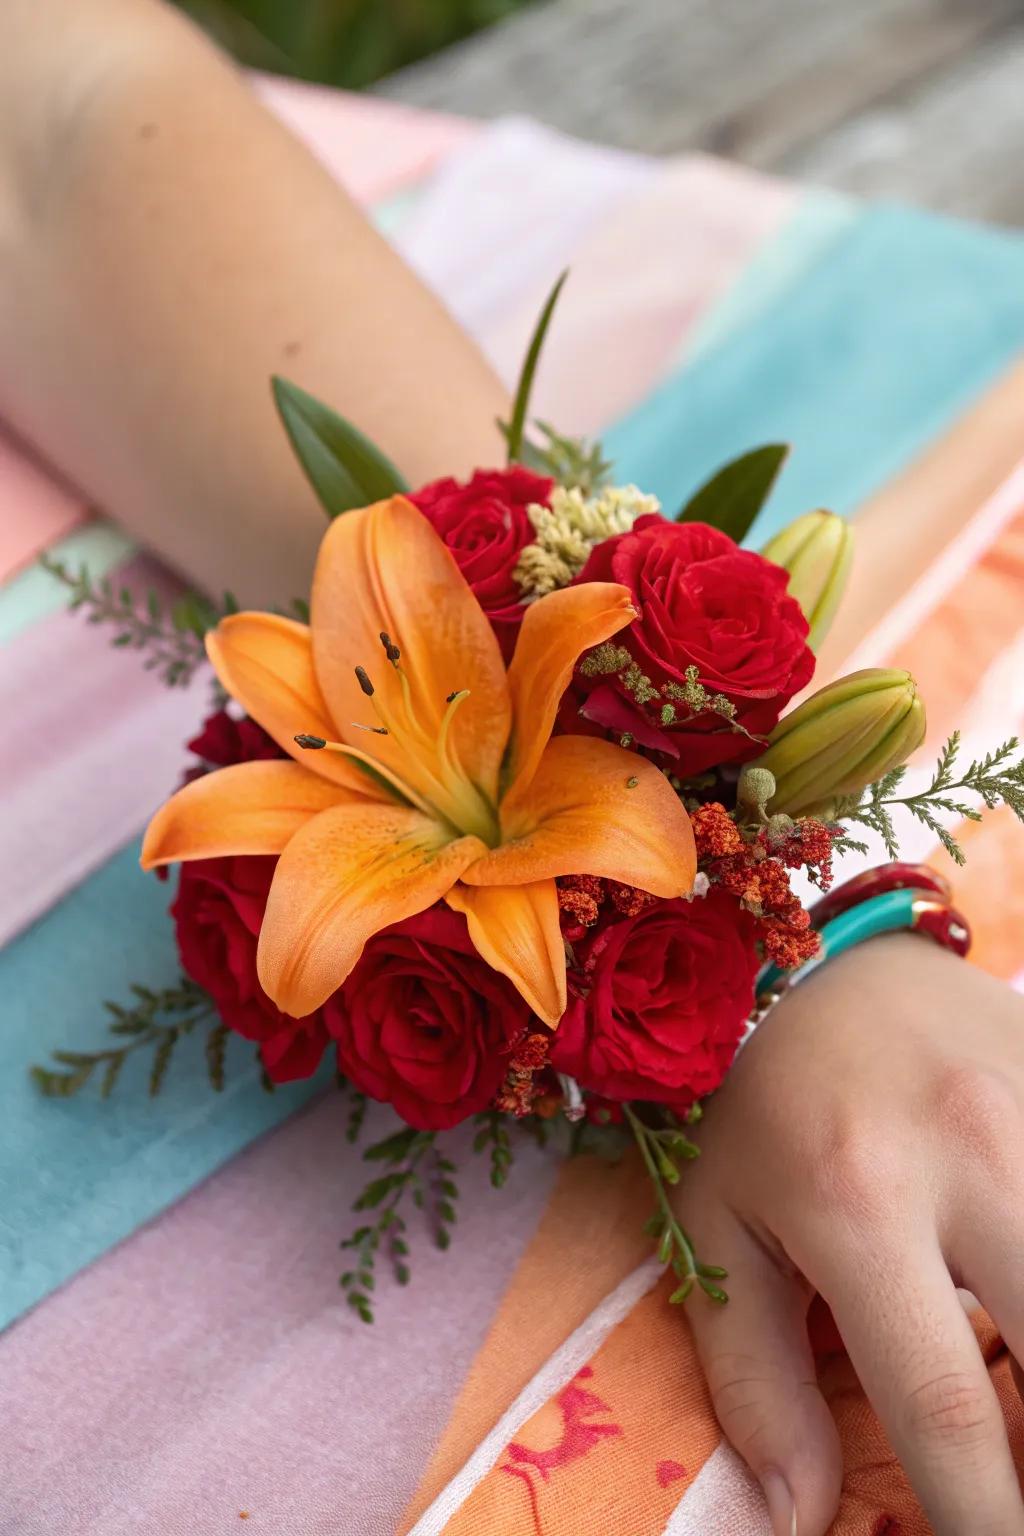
[503,269,569,466]
[675,444,790,543]
[272,375,409,519]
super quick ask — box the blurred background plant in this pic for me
[174,0,533,89]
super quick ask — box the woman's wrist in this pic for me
[749,929,960,1050]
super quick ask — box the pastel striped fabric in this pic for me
[2,81,1024,1536]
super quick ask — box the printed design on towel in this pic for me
[500,1366,622,1535]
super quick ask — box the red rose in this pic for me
[410,467,552,662]
[329,906,533,1130]
[570,518,814,775]
[551,887,761,1105]
[172,856,329,1083]
[187,708,282,768]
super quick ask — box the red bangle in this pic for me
[809,862,952,930]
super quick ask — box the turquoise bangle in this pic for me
[749,886,970,1039]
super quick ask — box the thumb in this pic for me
[683,1213,842,1536]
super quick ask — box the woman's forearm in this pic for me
[0,0,508,606]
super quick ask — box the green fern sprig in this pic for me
[341,1128,460,1323]
[39,554,233,687]
[624,1104,726,1306]
[836,732,1024,865]
[530,421,614,495]
[472,1111,515,1187]
[30,978,224,1098]
[345,1090,369,1145]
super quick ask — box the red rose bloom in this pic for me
[172,856,330,1082]
[551,887,761,1106]
[410,467,552,662]
[329,906,533,1130]
[173,710,324,1079]
[571,517,814,775]
[187,708,282,768]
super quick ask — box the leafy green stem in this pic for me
[837,732,1024,865]
[39,554,224,688]
[31,979,227,1098]
[341,1127,460,1323]
[624,1103,727,1306]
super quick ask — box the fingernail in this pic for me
[760,1470,796,1536]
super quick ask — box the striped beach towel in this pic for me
[2,80,1024,1535]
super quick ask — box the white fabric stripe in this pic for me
[407,1257,663,1536]
[660,1441,773,1536]
[842,456,1024,674]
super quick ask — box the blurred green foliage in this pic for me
[175,0,532,89]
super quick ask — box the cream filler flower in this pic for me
[514,484,660,599]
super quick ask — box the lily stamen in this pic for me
[379,631,401,665]
[436,689,470,778]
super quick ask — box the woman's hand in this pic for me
[675,932,1024,1535]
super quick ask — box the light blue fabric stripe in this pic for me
[683,189,858,365]
[0,840,327,1328]
[0,520,135,647]
[607,203,1024,539]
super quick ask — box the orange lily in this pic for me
[142,497,695,1025]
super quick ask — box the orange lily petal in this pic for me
[463,735,696,897]
[257,802,486,1016]
[310,497,511,807]
[446,880,565,1027]
[206,612,389,797]
[140,760,347,869]
[503,581,636,800]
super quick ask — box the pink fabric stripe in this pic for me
[397,124,795,436]
[252,74,476,203]
[482,153,796,436]
[0,425,89,583]
[0,1097,556,1536]
[0,555,205,947]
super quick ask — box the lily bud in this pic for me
[761,510,853,651]
[757,667,926,817]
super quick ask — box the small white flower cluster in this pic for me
[514,484,660,600]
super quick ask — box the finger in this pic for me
[950,1204,1024,1420]
[820,1242,1023,1535]
[682,1208,842,1536]
[1010,1353,1024,1409]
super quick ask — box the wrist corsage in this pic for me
[35,276,1024,1319]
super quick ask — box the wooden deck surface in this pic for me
[378,0,1024,224]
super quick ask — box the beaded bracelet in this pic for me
[746,862,971,1040]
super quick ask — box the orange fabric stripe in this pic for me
[441,1274,718,1536]
[442,1303,1023,1536]
[930,803,1024,982]
[888,508,1024,753]
[398,1150,653,1531]
[817,355,1024,682]
[819,1310,1024,1533]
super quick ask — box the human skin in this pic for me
[2,6,1023,1532]
[0,0,508,608]
[676,933,1024,1535]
